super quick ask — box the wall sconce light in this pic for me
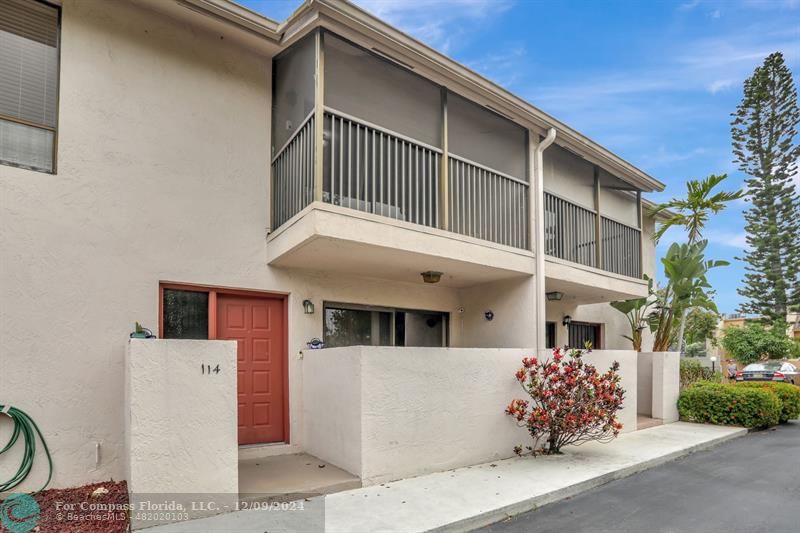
[485,310,495,321]
[421,271,443,284]
[562,315,572,327]
[302,299,315,314]
[546,291,564,301]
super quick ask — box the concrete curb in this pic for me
[432,426,748,533]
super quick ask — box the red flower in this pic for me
[505,347,625,455]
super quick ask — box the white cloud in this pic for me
[707,79,735,93]
[465,45,527,88]
[354,0,514,53]
[706,230,750,250]
[679,0,701,10]
[639,146,708,169]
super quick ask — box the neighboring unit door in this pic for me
[217,294,286,445]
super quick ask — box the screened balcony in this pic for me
[542,145,644,280]
[269,29,645,281]
[270,30,530,251]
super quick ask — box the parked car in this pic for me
[736,362,798,384]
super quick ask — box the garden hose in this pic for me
[0,405,53,493]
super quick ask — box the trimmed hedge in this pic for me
[678,381,781,429]
[735,382,800,423]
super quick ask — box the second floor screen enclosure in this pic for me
[270,30,530,249]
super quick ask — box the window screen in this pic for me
[0,0,59,172]
[447,91,527,179]
[324,33,441,147]
[163,289,209,339]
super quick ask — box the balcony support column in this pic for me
[313,31,325,202]
[637,190,643,278]
[532,128,557,352]
[594,166,602,269]
[439,89,449,231]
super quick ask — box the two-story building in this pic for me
[0,0,669,496]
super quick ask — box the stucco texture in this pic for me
[125,339,238,495]
[303,347,637,485]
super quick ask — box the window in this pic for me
[162,288,209,339]
[323,303,448,348]
[545,322,556,349]
[568,322,601,350]
[0,0,59,173]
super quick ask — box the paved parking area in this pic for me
[478,421,800,533]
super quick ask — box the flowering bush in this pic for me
[505,347,625,455]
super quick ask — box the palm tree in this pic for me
[650,174,742,352]
[650,241,727,352]
[651,174,743,245]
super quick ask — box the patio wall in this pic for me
[303,347,637,485]
[638,351,680,422]
[125,339,238,527]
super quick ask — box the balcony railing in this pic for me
[270,111,640,276]
[544,192,597,267]
[544,192,642,278]
[271,112,315,229]
[601,216,641,278]
[449,155,529,249]
[322,107,529,249]
[324,108,442,229]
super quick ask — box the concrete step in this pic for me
[238,453,361,503]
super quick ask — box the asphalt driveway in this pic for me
[477,421,800,533]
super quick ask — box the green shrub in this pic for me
[790,340,800,360]
[680,359,721,389]
[678,381,781,428]
[736,382,800,422]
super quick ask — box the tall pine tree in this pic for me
[731,52,800,322]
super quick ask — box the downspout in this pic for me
[533,128,557,352]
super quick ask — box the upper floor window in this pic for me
[0,0,59,173]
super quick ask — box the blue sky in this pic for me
[243,0,800,313]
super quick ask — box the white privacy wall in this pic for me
[650,352,680,423]
[125,339,238,528]
[303,347,638,485]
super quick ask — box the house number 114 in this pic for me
[201,364,221,375]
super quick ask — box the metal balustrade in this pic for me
[270,110,642,274]
[324,108,442,229]
[449,155,529,249]
[271,112,315,229]
[544,192,597,267]
[601,216,642,278]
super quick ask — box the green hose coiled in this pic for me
[0,405,53,493]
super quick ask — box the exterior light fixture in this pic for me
[562,315,572,327]
[546,291,563,301]
[420,271,443,284]
[484,310,495,321]
[302,299,315,314]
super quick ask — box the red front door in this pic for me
[217,294,286,445]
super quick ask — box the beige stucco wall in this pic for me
[458,277,537,348]
[303,346,637,485]
[651,351,680,422]
[125,339,238,528]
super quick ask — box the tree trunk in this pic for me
[676,307,690,353]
